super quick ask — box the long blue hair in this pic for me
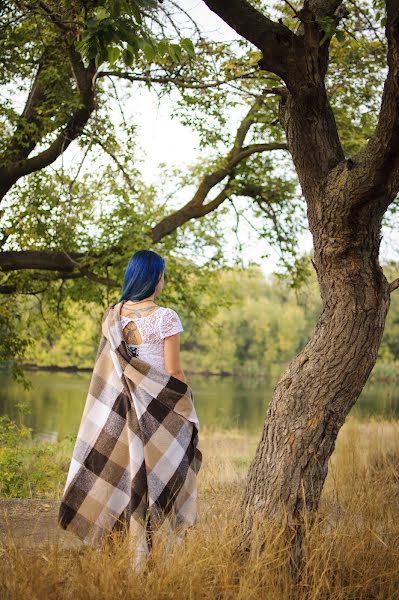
[119,250,165,302]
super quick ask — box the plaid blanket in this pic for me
[58,300,202,546]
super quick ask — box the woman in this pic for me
[119,249,187,384]
[58,250,202,570]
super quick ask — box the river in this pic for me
[0,368,398,442]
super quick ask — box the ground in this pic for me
[0,499,82,550]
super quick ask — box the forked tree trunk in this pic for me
[237,79,393,563]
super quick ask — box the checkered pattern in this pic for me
[58,301,202,546]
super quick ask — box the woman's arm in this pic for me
[164,333,186,383]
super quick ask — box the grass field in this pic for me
[1,415,398,599]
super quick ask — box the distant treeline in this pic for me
[21,263,399,377]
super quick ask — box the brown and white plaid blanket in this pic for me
[58,300,202,546]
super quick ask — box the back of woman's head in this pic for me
[120,249,165,302]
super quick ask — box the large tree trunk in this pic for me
[239,194,390,562]
[201,0,399,573]
[238,87,391,562]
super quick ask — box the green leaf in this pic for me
[130,4,143,24]
[319,32,330,46]
[157,40,169,56]
[143,43,156,63]
[122,47,134,66]
[107,46,121,66]
[96,44,109,68]
[168,43,182,63]
[122,29,141,47]
[110,0,122,19]
[94,7,110,21]
[181,38,196,59]
[95,54,104,69]
[127,42,139,57]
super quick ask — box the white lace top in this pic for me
[120,306,184,372]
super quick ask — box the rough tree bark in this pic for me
[202,0,399,564]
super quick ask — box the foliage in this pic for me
[0,422,73,498]
[0,302,33,387]
[74,0,196,68]
[19,262,321,375]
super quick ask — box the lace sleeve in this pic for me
[159,308,184,339]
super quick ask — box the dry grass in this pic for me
[1,416,399,599]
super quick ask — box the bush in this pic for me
[0,414,74,498]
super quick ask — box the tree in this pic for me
[1,1,300,276]
[0,0,199,200]
[201,0,399,564]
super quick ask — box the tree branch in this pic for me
[1,46,60,165]
[150,95,288,241]
[389,277,399,293]
[353,1,399,207]
[0,96,288,280]
[95,140,138,192]
[201,0,299,80]
[0,250,84,271]
[0,47,96,201]
[97,70,259,89]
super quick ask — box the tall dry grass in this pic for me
[1,415,398,599]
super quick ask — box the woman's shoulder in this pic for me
[158,306,184,336]
[158,305,178,315]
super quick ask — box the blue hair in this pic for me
[119,250,165,302]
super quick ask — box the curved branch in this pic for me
[0,96,288,282]
[0,48,96,201]
[201,0,299,80]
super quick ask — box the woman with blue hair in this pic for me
[58,249,202,573]
[119,249,186,382]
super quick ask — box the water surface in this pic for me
[0,369,397,442]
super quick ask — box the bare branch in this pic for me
[95,140,138,192]
[97,70,259,90]
[389,277,399,293]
